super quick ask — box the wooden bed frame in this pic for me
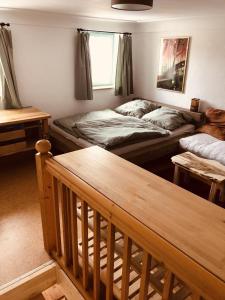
[50,100,202,164]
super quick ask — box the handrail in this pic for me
[35,140,225,300]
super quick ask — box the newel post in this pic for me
[35,139,56,254]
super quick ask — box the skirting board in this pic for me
[0,260,57,300]
[0,261,84,300]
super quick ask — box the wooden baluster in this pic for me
[81,200,89,290]
[106,222,115,300]
[139,252,151,300]
[192,293,202,300]
[52,176,62,257]
[121,235,132,300]
[70,190,79,278]
[60,183,72,267]
[162,270,175,300]
[35,140,56,254]
[93,210,101,300]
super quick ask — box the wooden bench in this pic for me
[172,152,225,203]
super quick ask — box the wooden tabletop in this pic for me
[172,152,225,183]
[0,107,51,126]
[54,146,225,284]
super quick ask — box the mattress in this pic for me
[179,133,225,165]
[51,123,195,156]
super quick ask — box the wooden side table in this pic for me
[171,152,225,203]
[0,107,50,157]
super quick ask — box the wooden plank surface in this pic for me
[0,107,50,126]
[53,146,225,284]
[171,152,225,183]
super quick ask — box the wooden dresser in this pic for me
[0,107,50,157]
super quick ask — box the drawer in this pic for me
[0,141,27,157]
[0,129,26,142]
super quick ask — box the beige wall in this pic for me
[133,16,225,111]
[0,10,135,119]
[1,9,225,116]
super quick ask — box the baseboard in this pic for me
[0,260,57,300]
[56,266,84,300]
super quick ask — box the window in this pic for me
[89,32,119,89]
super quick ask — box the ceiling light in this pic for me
[111,0,153,11]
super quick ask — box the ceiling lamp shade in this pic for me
[112,0,153,11]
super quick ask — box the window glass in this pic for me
[89,32,119,88]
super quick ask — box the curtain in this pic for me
[115,34,133,97]
[75,31,93,100]
[0,27,21,109]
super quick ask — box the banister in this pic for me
[35,140,225,300]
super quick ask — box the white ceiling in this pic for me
[0,0,225,22]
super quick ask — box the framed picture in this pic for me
[157,37,190,93]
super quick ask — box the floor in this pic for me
[0,152,50,286]
[0,150,223,289]
[145,158,225,208]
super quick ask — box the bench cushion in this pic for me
[179,133,225,165]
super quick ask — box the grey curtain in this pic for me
[115,34,133,97]
[0,27,21,109]
[75,31,93,100]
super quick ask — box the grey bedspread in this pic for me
[72,116,169,149]
[54,109,123,135]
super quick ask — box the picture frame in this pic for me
[157,37,190,93]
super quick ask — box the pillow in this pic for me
[115,99,160,118]
[142,107,187,131]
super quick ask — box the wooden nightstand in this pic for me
[0,107,51,157]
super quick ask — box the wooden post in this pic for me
[35,139,56,254]
[139,252,151,300]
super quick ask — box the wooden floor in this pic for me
[0,152,50,285]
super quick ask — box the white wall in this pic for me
[2,10,225,116]
[0,10,135,119]
[133,17,225,111]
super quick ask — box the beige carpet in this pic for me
[0,152,50,286]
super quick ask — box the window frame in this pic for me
[89,31,118,90]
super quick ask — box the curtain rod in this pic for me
[0,23,10,27]
[77,28,131,35]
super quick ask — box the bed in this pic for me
[50,99,202,164]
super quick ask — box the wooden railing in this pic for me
[35,140,225,300]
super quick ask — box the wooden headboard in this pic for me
[133,97,203,123]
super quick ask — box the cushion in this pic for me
[179,133,225,165]
[115,99,160,119]
[197,108,225,140]
[142,107,187,131]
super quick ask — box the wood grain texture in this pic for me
[48,146,225,300]
[0,107,50,126]
[121,236,132,300]
[53,147,225,283]
[139,252,151,300]
[162,270,175,300]
[106,223,115,300]
[81,200,89,290]
[70,191,79,278]
[93,210,101,300]
[172,152,225,182]
[35,148,56,253]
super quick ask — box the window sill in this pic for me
[93,85,114,90]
